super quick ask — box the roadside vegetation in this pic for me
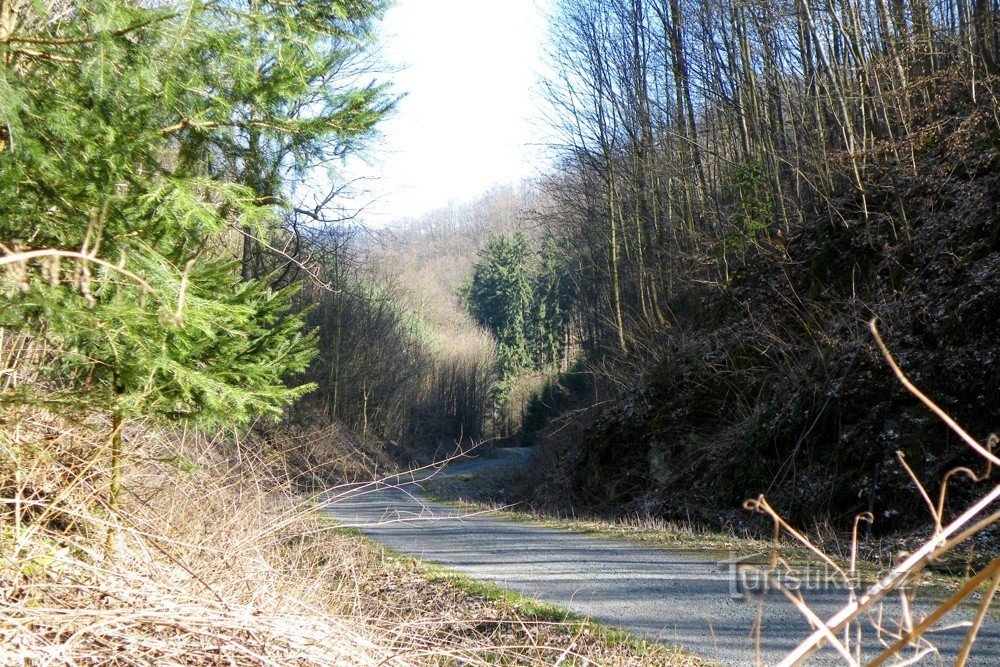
[446,0,1000,537]
[1,411,707,664]
[342,529,707,666]
[405,3,1000,660]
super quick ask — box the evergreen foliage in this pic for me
[465,233,535,400]
[0,2,388,427]
[531,233,575,369]
[465,232,575,405]
[725,161,774,253]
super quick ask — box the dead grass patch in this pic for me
[0,409,704,665]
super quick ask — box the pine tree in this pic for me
[0,1,388,522]
[465,233,535,400]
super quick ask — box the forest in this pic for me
[480,0,1000,531]
[1,0,998,664]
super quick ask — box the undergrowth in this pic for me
[0,408,703,665]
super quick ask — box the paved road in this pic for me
[323,450,999,665]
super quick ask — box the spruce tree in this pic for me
[0,1,389,520]
[465,233,535,400]
[532,233,575,369]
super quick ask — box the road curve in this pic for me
[323,450,999,666]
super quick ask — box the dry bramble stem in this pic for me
[869,318,1000,467]
[867,556,1000,667]
[776,321,1000,665]
[777,471,1000,665]
[0,249,154,293]
[955,565,1000,667]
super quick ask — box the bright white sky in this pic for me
[350,0,553,225]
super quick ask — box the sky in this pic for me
[348,0,553,225]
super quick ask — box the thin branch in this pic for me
[867,556,1000,666]
[778,484,1000,666]
[870,319,1000,466]
[0,249,153,293]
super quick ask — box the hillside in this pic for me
[376,183,538,351]
[3,0,999,664]
[525,82,1000,535]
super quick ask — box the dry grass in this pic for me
[1,411,386,665]
[0,409,701,666]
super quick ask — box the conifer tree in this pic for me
[0,1,389,519]
[531,233,575,369]
[465,233,535,400]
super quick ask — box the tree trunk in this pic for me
[106,409,124,554]
[975,0,999,73]
[241,225,254,282]
[608,176,628,356]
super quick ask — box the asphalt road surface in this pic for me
[323,449,999,666]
